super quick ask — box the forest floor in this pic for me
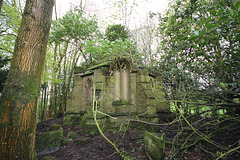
[36,116,240,160]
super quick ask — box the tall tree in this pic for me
[0,0,54,159]
[46,7,98,115]
[105,24,128,42]
[131,12,159,67]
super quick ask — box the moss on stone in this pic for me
[63,114,83,126]
[80,116,115,135]
[64,57,170,133]
[49,123,61,131]
[67,131,78,139]
[86,62,109,71]
[36,129,64,156]
[112,100,131,106]
[144,131,166,160]
[74,66,85,74]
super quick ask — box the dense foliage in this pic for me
[157,0,240,115]
[85,24,137,64]
[105,24,129,42]
[0,56,9,93]
[0,1,22,56]
[0,1,23,94]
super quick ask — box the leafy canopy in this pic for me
[50,7,99,44]
[0,1,22,56]
[157,0,240,103]
[105,24,129,42]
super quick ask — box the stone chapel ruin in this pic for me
[64,57,170,130]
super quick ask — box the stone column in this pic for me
[121,69,129,101]
[114,70,121,100]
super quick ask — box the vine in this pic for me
[92,85,133,160]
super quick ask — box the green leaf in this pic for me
[209,9,217,16]
[235,1,240,10]
[205,22,217,30]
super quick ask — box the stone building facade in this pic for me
[64,57,169,128]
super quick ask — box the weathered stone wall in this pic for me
[155,74,170,113]
[102,73,115,113]
[129,71,137,111]
[81,75,93,112]
[64,59,170,128]
[66,74,83,113]
[66,67,169,116]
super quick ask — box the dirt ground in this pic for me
[36,116,240,160]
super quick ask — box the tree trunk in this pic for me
[62,52,67,114]
[0,0,3,14]
[40,88,44,121]
[0,0,54,159]
[66,48,81,97]
[54,83,58,116]
[57,66,62,116]
[48,43,57,118]
[42,84,48,120]
[48,85,54,118]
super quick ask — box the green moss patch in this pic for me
[144,131,166,160]
[112,100,131,106]
[36,129,64,156]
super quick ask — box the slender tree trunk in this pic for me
[62,53,67,114]
[0,0,54,159]
[66,50,81,97]
[53,43,59,117]
[42,62,48,120]
[42,84,47,120]
[48,43,58,118]
[0,0,3,14]
[57,66,62,116]
[60,41,70,114]
[40,88,44,121]
[52,41,69,116]
[46,91,49,117]
[54,83,58,116]
[48,85,54,118]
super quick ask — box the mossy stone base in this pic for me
[63,113,83,126]
[144,131,166,160]
[80,114,112,135]
[64,111,170,135]
[36,128,64,156]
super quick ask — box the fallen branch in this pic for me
[216,145,240,160]
[174,102,229,151]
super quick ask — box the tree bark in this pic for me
[40,87,44,121]
[48,43,57,118]
[42,83,48,120]
[57,66,62,116]
[0,0,54,159]
[0,0,3,14]
[48,84,54,118]
[66,47,81,98]
[62,52,67,114]
[54,83,58,116]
